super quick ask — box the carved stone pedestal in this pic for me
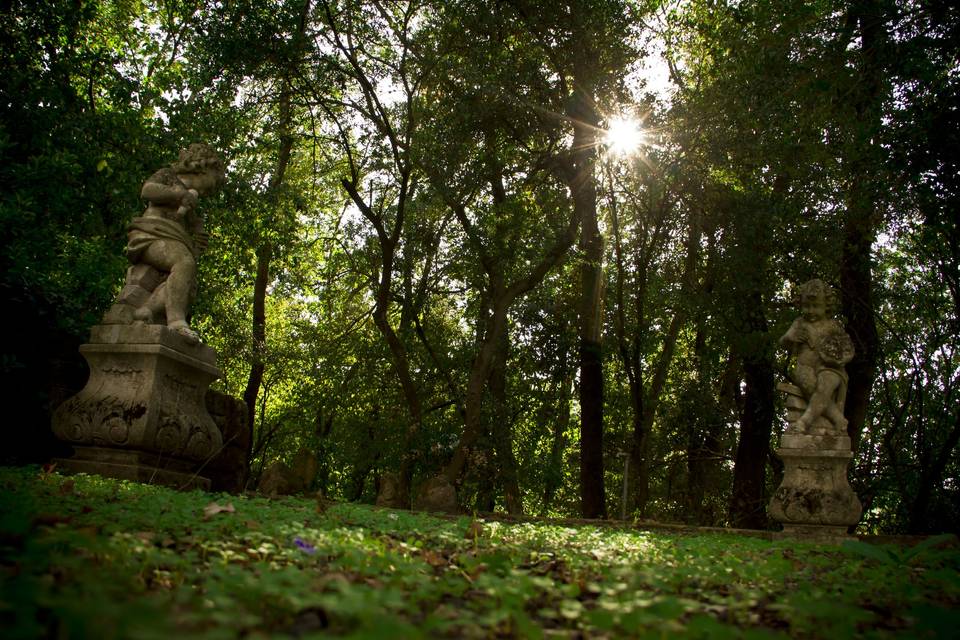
[768,430,863,541]
[51,324,222,490]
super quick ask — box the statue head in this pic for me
[795,279,839,322]
[172,143,226,195]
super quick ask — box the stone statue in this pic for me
[768,279,861,540]
[778,279,855,435]
[52,144,227,490]
[104,143,225,344]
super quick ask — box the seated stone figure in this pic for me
[104,144,225,343]
[779,279,855,435]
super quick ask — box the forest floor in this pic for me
[1,465,958,639]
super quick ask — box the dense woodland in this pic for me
[1,0,957,534]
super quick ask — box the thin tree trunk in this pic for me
[542,370,573,514]
[908,409,960,532]
[569,54,605,519]
[441,164,579,488]
[242,0,310,467]
[243,241,272,462]
[490,326,523,515]
[728,295,776,529]
[610,192,701,518]
[341,176,422,509]
[686,231,721,524]
[841,0,886,452]
[442,299,508,485]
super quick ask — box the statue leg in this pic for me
[796,370,844,431]
[823,399,849,432]
[139,241,198,342]
[133,282,168,323]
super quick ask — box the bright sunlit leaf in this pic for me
[604,116,644,156]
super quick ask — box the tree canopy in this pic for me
[2,0,958,534]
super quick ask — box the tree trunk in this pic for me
[908,411,960,533]
[686,231,723,524]
[243,242,272,461]
[569,56,605,519]
[442,299,508,485]
[728,297,776,529]
[340,172,422,509]
[489,325,523,514]
[611,195,701,518]
[441,176,578,489]
[542,370,573,514]
[841,0,887,452]
[242,0,309,467]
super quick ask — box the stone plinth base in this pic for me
[775,523,856,543]
[53,447,210,491]
[768,438,862,540]
[52,324,222,490]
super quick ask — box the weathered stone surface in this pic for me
[779,431,851,452]
[49,144,230,490]
[256,461,295,497]
[204,391,249,493]
[51,323,222,490]
[54,447,209,490]
[103,144,225,344]
[777,280,855,436]
[768,448,862,534]
[413,475,458,514]
[769,280,862,539]
[375,472,406,509]
[256,447,317,497]
[290,448,318,490]
[104,266,168,326]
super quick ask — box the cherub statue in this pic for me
[779,279,855,434]
[121,144,225,343]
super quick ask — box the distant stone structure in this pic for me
[52,145,228,490]
[413,475,458,514]
[375,472,406,509]
[768,280,862,539]
[256,447,318,497]
[205,390,250,493]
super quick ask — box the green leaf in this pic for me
[840,540,898,565]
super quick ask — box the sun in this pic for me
[604,116,645,156]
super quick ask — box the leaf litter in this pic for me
[0,465,958,639]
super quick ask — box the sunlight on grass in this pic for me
[2,465,959,639]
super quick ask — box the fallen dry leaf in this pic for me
[202,501,236,520]
[422,550,448,568]
[464,520,485,540]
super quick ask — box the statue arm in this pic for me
[779,318,804,349]
[141,175,189,205]
[183,191,208,250]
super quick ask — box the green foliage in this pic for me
[2,466,959,638]
[2,0,957,532]
[841,535,958,567]
[0,0,170,333]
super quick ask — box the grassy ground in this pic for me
[1,465,957,639]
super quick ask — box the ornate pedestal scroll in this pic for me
[768,389,862,540]
[52,324,222,490]
[768,279,862,540]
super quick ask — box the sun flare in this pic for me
[604,116,644,156]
